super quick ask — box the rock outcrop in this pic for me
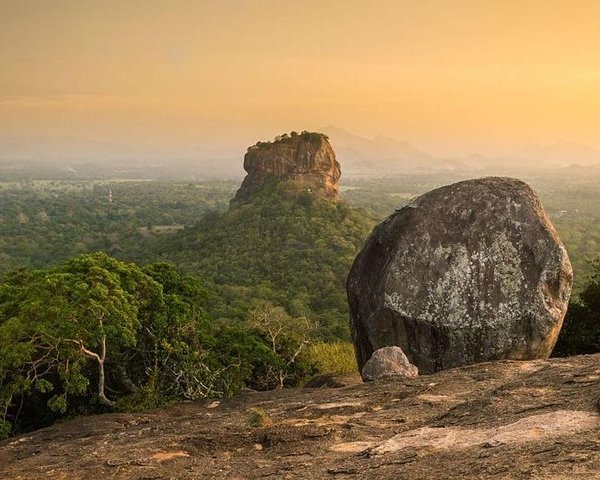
[2,354,599,479]
[361,346,418,381]
[233,131,341,202]
[347,177,573,374]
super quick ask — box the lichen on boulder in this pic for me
[347,177,573,374]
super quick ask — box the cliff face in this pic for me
[233,132,341,202]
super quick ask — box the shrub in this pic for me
[246,407,273,428]
[305,341,357,375]
[553,259,600,356]
[0,420,11,440]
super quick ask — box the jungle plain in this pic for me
[1,146,600,438]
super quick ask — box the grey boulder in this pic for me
[362,346,419,381]
[348,177,573,374]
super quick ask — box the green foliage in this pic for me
[115,377,170,413]
[47,395,68,414]
[2,171,600,439]
[209,322,283,393]
[0,420,11,440]
[0,253,212,436]
[0,180,235,275]
[0,253,323,437]
[554,260,600,356]
[246,407,273,428]
[158,181,375,340]
[0,253,158,431]
[250,131,328,150]
[247,302,316,388]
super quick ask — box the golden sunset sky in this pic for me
[1,0,600,156]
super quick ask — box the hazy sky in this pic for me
[2,0,600,156]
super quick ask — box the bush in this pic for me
[114,373,172,413]
[305,341,357,375]
[0,420,11,440]
[553,260,600,356]
[246,407,273,428]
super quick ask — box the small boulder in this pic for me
[362,346,419,381]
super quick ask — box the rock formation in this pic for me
[361,346,418,381]
[2,354,599,479]
[347,177,573,374]
[233,131,341,202]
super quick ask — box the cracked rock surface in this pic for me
[1,354,599,479]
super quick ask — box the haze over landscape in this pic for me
[2,0,600,172]
[2,3,600,478]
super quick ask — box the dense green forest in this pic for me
[0,180,236,274]
[0,178,374,339]
[0,252,355,437]
[155,180,375,340]
[2,173,599,290]
[1,171,599,438]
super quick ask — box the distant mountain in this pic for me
[321,126,429,160]
[321,127,497,176]
[320,126,445,175]
[560,162,600,180]
[322,127,600,177]
[510,141,600,166]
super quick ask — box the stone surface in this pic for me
[2,354,599,479]
[233,131,341,202]
[347,177,573,374]
[362,346,419,381]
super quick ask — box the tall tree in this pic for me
[0,252,162,433]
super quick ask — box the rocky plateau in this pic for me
[1,354,599,479]
[233,132,341,202]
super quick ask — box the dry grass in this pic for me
[306,341,357,375]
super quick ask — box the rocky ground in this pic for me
[1,354,599,480]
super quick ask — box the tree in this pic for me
[248,302,315,388]
[554,259,600,356]
[134,262,221,399]
[6,254,150,406]
[0,253,165,435]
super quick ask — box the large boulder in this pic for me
[362,346,418,381]
[233,131,341,202]
[347,177,573,374]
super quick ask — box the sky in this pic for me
[1,0,600,157]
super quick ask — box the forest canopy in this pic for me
[0,253,338,438]
[1,173,599,438]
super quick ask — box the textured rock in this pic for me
[361,346,419,381]
[347,177,573,374]
[3,354,599,479]
[233,132,341,202]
